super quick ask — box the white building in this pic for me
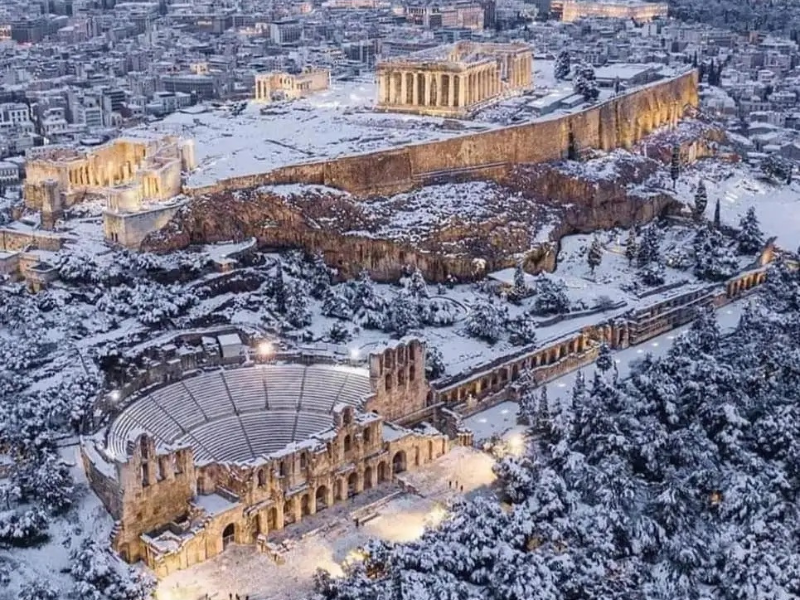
[0,160,19,183]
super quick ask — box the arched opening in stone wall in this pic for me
[377,461,388,483]
[392,450,407,475]
[347,472,358,498]
[415,447,420,466]
[284,499,295,525]
[316,485,328,510]
[364,466,373,490]
[268,507,278,531]
[428,440,433,461]
[344,435,352,453]
[222,523,235,549]
[335,478,344,501]
[301,494,311,517]
[257,468,267,488]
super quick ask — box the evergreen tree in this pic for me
[385,290,420,337]
[693,223,738,281]
[587,237,603,275]
[624,229,638,265]
[513,261,528,299]
[507,314,537,346]
[328,321,350,343]
[573,63,599,102]
[465,298,505,343]
[321,287,352,320]
[308,251,332,299]
[406,267,429,299]
[425,345,446,379]
[737,206,764,254]
[532,275,571,315]
[713,197,721,229]
[272,261,286,314]
[640,261,666,286]
[636,224,661,267]
[595,342,613,373]
[352,270,387,329]
[694,180,708,219]
[535,385,551,434]
[670,144,681,188]
[554,50,571,80]
[284,280,311,328]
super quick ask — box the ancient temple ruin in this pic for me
[376,41,533,118]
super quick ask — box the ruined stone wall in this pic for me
[0,228,63,252]
[80,445,123,519]
[366,339,430,422]
[115,435,197,563]
[186,70,698,198]
[104,202,185,248]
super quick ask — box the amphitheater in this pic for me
[82,339,449,577]
[106,364,372,464]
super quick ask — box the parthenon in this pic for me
[376,42,533,118]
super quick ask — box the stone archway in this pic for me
[415,447,420,466]
[392,450,407,475]
[267,507,278,531]
[301,494,311,517]
[377,461,388,483]
[347,472,358,498]
[222,523,235,549]
[316,485,328,510]
[364,466,373,490]
[284,498,295,525]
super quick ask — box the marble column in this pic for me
[413,72,419,106]
[448,74,455,107]
[401,72,408,105]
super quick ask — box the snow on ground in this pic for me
[678,160,800,249]
[0,444,115,599]
[154,447,494,600]
[464,298,750,442]
[137,78,498,188]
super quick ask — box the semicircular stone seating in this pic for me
[107,364,372,464]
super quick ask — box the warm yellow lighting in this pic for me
[257,341,274,357]
[427,504,448,528]
[506,433,525,457]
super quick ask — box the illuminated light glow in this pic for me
[349,347,360,360]
[557,382,566,388]
[506,433,525,457]
[500,409,509,414]
[667,335,675,340]
[478,418,487,423]
[109,390,121,402]
[615,359,621,364]
[637,349,644,354]
[651,342,659,347]
[257,341,274,357]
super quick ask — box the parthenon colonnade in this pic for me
[375,42,533,118]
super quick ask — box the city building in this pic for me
[254,68,330,102]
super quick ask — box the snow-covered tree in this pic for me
[694,180,708,219]
[595,342,613,373]
[0,507,48,546]
[405,267,430,300]
[327,321,351,344]
[636,224,661,267]
[639,261,665,286]
[465,298,505,343]
[573,63,599,101]
[10,452,74,514]
[532,276,570,315]
[351,270,387,330]
[534,385,551,434]
[507,314,537,347]
[509,261,530,302]
[736,206,764,255]
[19,580,58,600]
[713,197,721,229]
[284,279,312,328]
[693,224,737,281]
[321,287,353,320]
[70,539,155,600]
[624,229,638,265]
[425,346,446,380]
[761,153,792,183]
[670,144,681,188]
[384,290,420,337]
[587,237,603,275]
[272,261,287,313]
[307,252,333,299]
[554,50,571,80]
[419,298,458,327]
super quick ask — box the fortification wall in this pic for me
[0,228,63,252]
[186,71,698,198]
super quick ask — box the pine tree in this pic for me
[670,144,681,188]
[587,237,603,275]
[385,290,420,337]
[737,206,764,254]
[535,386,550,434]
[637,224,661,267]
[694,180,708,219]
[596,342,613,372]
[693,224,738,281]
[507,314,537,346]
[573,63,599,102]
[554,50,571,80]
[308,251,332,299]
[284,280,311,328]
[713,198,721,229]
[272,261,286,313]
[533,275,571,315]
[466,298,505,343]
[321,287,352,320]
[624,230,638,265]
[406,267,429,299]
[513,261,526,294]
[425,345,446,379]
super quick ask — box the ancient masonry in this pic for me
[23,135,195,231]
[81,339,448,577]
[558,0,668,22]
[376,42,533,118]
[254,68,330,102]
